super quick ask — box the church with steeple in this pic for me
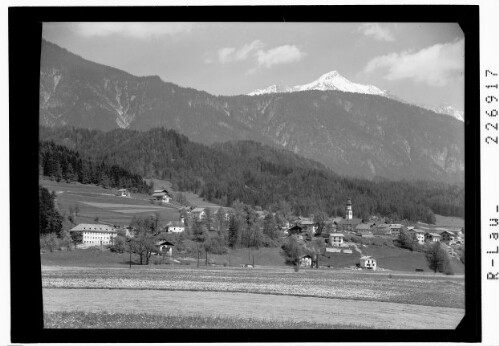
[335,198,361,232]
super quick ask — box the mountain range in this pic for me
[39,39,464,184]
[248,71,464,122]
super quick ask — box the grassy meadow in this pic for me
[40,179,181,226]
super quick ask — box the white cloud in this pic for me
[363,39,464,87]
[218,47,236,63]
[216,40,305,73]
[69,22,195,39]
[255,45,305,68]
[358,23,395,42]
[217,40,264,63]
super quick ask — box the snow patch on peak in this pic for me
[248,70,388,97]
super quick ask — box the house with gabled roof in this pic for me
[359,256,377,270]
[151,188,172,204]
[329,233,344,247]
[409,229,425,244]
[191,207,206,220]
[116,188,130,197]
[355,223,373,236]
[425,232,441,243]
[440,230,456,243]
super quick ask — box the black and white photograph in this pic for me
[7,4,486,344]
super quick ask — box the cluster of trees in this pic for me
[39,186,74,252]
[40,126,464,223]
[39,186,63,236]
[39,140,151,194]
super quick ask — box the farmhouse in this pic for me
[287,224,303,236]
[374,223,391,236]
[425,232,441,243]
[336,218,362,232]
[192,207,206,220]
[299,254,314,267]
[410,229,426,244]
[116,188,130,197]
[166,221,185,233]
[329,233,344,247]
[359,256,377,270]
[389,224,403,236]
[440,230,456,243]
[155,240,174,256]
[299,219,318,234]
[70,223,117,246]
[355,223,372,236]
[151,189,172,203]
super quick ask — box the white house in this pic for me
[329,233,344,247]
[410,229,426,244]
[151,189,172,204]
[166,221,185,233]
[70,224,117,246]
[359,256,377,270]
[116,188,130,197]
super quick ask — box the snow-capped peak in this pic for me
[248,84,292,96]
[427,104,464,122]
[248,70,388,97]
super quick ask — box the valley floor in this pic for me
[41,265,464,329]
[43,288,463,329]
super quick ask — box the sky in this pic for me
[42,22,464,110]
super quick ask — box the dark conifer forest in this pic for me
[39,140,151,193]
[40,126,464,223]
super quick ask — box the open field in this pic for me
[41,179,180,226]
[42,266,464,329]
[434,214,464,228]
[42,266,464,308]
[43,289,463,329]
[41,244,464,274]
[146,178,222,208]
[44,310,362,329]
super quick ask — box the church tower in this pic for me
[345,199,353,220]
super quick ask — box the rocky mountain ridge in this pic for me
[39,39,464,183]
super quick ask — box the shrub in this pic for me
[40,233,59,252]
[203,236,228,254]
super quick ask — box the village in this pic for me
[67,186,465,272]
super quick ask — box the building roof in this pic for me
[70,224,117,233]
[155,240,175,246]
[192,207,206,213]
[389,224,403,229]
[117,188,129,192]
[441,230,456,235]
[360,256,375,260]
[300,220,316,226]
[427,232,441,237]
[167,221,185,228]
[356,223,372,230]
[337,218,362,225]
[329,233,344,237]
[152,192,168,197]
[411,228,425,233]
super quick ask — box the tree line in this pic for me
[39,140,151,193]
[40,126,465,224]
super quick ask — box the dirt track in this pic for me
[43,288,463,329]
